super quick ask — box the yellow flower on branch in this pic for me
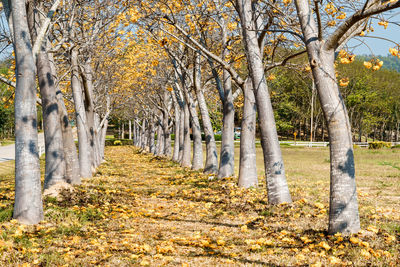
[339,78,349,87]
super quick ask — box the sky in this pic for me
[348,12,400,56]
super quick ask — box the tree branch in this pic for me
[325,0,400,50]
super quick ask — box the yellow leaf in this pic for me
[216,239,225,246]
[361,249,371,259]
[349,237,360,244]
[366,225,379,234]
[314,202,324,209]
[318,241,331,250]
[140,260,150,266]
[329,256,342,264]
[250,244,262,251]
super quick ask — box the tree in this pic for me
[294,0,400,234]
[5,0,43,224]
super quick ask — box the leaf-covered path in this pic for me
[0,146,399,266]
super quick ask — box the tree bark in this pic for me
[238,78,258,188]
[80,60,98,169]
[48,52,80,184]
[129,120,132,140]
[11,0,43,224]
[171,93,181,162]
[295,0,360,234]
[162,111,171,157]
[148,117,155,154]
[27,2,66,189]
[181,101,191,167]
[184,89,203,170]
[194,53,218,174]
[218,39,235,178]
[71,47,92,178]
[236,0,292,204]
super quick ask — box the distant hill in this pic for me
[358,54,400,72]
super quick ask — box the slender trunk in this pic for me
[136,121,142,148]
[237,0,292,204]
[37,52,66,188]
[238,78,258,188]
[48,52,80,184]
[162,111,171,157]
[172,95,181,161]
[99,117,108,161]
[11,0,43,224]
[373,127,376,142]
[181,101,191,167]
[310,82,315,143]
[184,89,203,170]
[194,53,218,174]
[122,122,125,139]
[129,120,132,140]
[71,48,91,178]
[218,60,235,177]
[178,105,185,162]
[155,123,162,155]
[358,115,363,142]
[141,119,147,151]
[295,0,360,234]
[133,121,137,145]
[27,2,66,189]
[80,60,97,169]
[380,122,385,141]
[148,118,155,154]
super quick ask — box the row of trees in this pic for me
[2,0,400,235]
[1,0,128,224]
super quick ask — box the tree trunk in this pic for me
[184,89,203,170]
[71,48,92,178]
[194,53,218,174]
[141,118,148,151]
[178,104,185,162]
[162,111,171,157]
[80,60,98,169]
[148,118,155,154]
[122,122,125,139]
[129,120,132,140]
[172,95,181,162]
[295,0,360,234]
[238,78,258,188]
[11,0,43,224]
[155,123,162,155]
[37,51,66,188]
[218,63,235,177]
[358,115,363,142]
[236,0,292,204]
[48,50,80,184]
[98,117,108,161]
[181,101,191,167]
[26,1,66,190]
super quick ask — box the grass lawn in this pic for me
[0,146,398,266]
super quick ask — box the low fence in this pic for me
[279,141,400,148]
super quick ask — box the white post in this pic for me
[129,120,132,140]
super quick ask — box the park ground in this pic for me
[0,146,399,266]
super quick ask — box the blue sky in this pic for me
[348,12,400,56]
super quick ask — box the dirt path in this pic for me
[0,132,44,163]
